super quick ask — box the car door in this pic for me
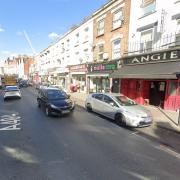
[91,94,104,113]
[102,95,119,119]
[41,90,48,108]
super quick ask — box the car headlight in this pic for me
[50,104,57,109]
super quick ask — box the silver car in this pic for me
[3,86,21,100]
[85,93,152,127]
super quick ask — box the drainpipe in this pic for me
[176,73,180,126]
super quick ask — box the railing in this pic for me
[127,33,180,55]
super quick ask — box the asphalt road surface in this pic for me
[0,87,180,180]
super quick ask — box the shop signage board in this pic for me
[124,49,180,65]
[87,60,118,73]
[69,64,87,72]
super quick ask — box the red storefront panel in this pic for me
[164,81,180,111]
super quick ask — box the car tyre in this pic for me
[45,107,51,116]
[37,99,41,108]
[86,103,92,112]
[115,113,126,126]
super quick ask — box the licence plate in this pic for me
[145,117,151,122]
[62,110,70,114]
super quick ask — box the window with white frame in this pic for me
[140,29,153,52]
[97,19,104,36]
[61,43,65,53]
[84,49,89,62]
[84,27,89,41]
[75,51,79,56]
[175,19,180,46]
[98,44,104,60]
[67,39,70,50]
[112,39,121,59]
[141,0,156,16]
[113,9,123,30]
[75,33,79,44]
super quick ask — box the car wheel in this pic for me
[86,103,92,112]
[45,107,51,116]
[115,113,126,126]
[37,100,41,108]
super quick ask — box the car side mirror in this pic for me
[67,94,71,99]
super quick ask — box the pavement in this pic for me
[70,92,180,153]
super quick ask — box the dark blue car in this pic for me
[37,87,75,116]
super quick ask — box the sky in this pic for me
[0,0,108,61]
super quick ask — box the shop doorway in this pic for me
[112,78,120,93]
[149,81,166,108]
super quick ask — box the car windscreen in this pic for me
[5,86,19,91]
[115,96,137,106]
[47,90,67,100]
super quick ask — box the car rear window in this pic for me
[47,90,67,100]
[6,86,18,91]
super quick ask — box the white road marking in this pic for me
[0,113,21,131]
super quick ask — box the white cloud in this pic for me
[48,32,59,40]
[1,50,10,55]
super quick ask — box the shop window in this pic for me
[159,82,165,91]
[178,82,180,95]
[168,81,177,95]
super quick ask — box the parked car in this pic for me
[3,86,21,100]
[19,80,28,88]
[85,93,152,127]
[37,87,74,116]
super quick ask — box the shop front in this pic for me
[110,48,180,111]
[69,64,87,92]
[87,60,119,93]
[56,67,69,90]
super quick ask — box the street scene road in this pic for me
[0,87,180,180]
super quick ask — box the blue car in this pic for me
[37,87,75,116]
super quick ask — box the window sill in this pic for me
[96,34,104,38]
[74,44,79,47]
[175,0,180,4]
[111,26,121,32]
[83,40,89,44]
[139,10,156,19]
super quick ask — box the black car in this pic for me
[37,87,75,116]
[19,80,28,88]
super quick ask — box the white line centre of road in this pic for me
[0,113,21,131]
